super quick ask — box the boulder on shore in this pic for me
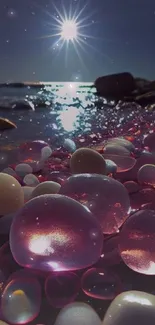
[94,72,136,100]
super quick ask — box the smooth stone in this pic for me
[54,302,101,325]
[70,148,106,175]
[102,290,155,325]
[10,194,103,272]
[0,173,24,215]
[30,181,60,198]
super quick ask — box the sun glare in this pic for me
[60,19,77,41]
[38,1,95,63]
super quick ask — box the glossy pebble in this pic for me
[31,181,61,198]
[45,272,80,307]
[10,194,103,271]
[54,302,101,325]
[102,291,155,325]
[70,148,106,174]
[23,174,39,187]
[105,159,117,174]
[1,277,41,324]
[119,209,155,274]
[63,139,76,152]
[15,163,32,178]
[137,164,155,185]
[0,173,24,215]
[60,174,130,234]
[81,267,121,300]
[41,146,52,161]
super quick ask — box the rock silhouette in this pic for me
[94,72,155,106]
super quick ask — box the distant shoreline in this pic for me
[0,81,93,89]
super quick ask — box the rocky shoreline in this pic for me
[94,72,155,106]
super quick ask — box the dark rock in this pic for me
[94,72,136,100]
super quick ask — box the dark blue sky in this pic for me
[0,0,155,82]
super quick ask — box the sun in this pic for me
[38,1,95,60]
[60,20,77,41]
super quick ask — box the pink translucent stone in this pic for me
[1,276,41,324]
[103,154,136,172]
[116,151,155,182]
[59,174,130,234]
[119,209,155,274]
[45,272,80,307]
[10,194,103,272]
[81,267,121,300]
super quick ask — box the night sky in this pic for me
[0,0,155,82]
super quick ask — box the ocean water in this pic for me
[0,81,142,149]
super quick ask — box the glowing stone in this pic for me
[70,148,106,174]
[60,174,130,234]
[119,209,155,274]
[45,272,80,307]
[19,140,48,172]
[15,163,32,178]
[61,20,77,41]
[0,173,24,215]
[54,302,101,325]
[102,291,155,325]
[82,267,121,300]
[1,277,41,324]
[31,181,61,199]
[137,164,155,185]
[10,194,103,272]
